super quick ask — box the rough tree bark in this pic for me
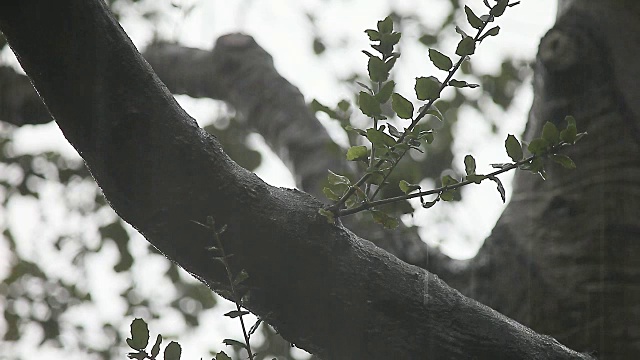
[0,0,636,358]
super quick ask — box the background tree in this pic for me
[0,0,638,359]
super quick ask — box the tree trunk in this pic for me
[466,2,640,357]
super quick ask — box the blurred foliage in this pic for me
[0,0,529,359]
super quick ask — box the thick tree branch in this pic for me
[0,0,591,358]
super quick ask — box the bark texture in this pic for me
[1,0,636,358]
[465,2,640,358]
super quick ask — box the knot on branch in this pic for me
[539,30,578,72]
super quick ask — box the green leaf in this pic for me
[128,318,149,351]
[233,269,249,285]
[520,157,545,174]
[377,16,393,34]
[490,163,510,169]
[313,38,325,55]
[465,174,486,184]
[368,56,389,82]
[345,125,367,137]
[323,187,341,201]
[490,0,509,17]
[391,93,414,119]
[381,33,402,49]
[551,154,576,169]
[327,170,350,185]
[358,91,382,117]
[376,81,395,103]
[542,121,560,145]
[366,128,396,147]
[164,341,182,360]
[464,5,484,29]
[370,210,399,229]
[455,26,469,38]
[560,116,577,143]
[337,99,350,111]
[566,115,577,128]
[440,191,455,201]
[387,124,401,138]
[310,99,339,119]
[456,37,476,56]
[318,208,335,224]
[151,335,162,358]
[488,175,506,203]
[464,155,476,175]
[224,310,250,318]
[527,138,549,156]
[215,351,233,360]
[441,175,459,186]
[356,81,373,93]
[415,76,442,101]
[428,49,453,71]
[449,79,479,88]
[425,104,444,122]
[224,338,248,349]
[365,29,380,41]
[505,135,523,162]
[127,351,146,360]
[346,145,369,161]
[560,125,577,144]
[480,26,500,41]
[399,180,421,194]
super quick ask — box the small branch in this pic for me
[331,15,493,211]
[205,217,255,360]
[336,143,569,217]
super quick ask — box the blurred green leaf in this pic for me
[528,138,549,156]
[551,154,576,169]
[399,180,421,194]
[370,210,399,229]
[327,170,351,186]
[542,121,560,145]
[346,145,369,161]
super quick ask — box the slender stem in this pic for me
[336,143,569,217]
[370,148,408,201]
[210,219,255,360]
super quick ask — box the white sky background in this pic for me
[2,0,556,358]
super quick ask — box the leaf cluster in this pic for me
[318,1,531,228]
